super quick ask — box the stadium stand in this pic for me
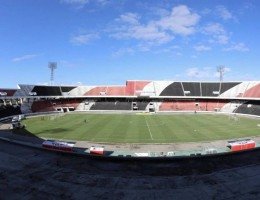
[147,81,173,96]
[16,85,76,96]
[200,100,228,111]
[31,99,82,112]
[125,81,150,96]
[84,86,108,96]
[15,85,35,96]
[202,82,239,96]
[159,100,196,111]
[243,83,260,98]
[67,86,95,96]
[31,100,55,112]
[182,82,201,96]
[0,105,21,118]
[90,101,132,110]
[219,82,240,94]
[159,100,229,111]
[219,82,247,98]
[1,80,260,116]
[235,101,260,116]
[159,82,184,96]
[31,86,76,96]
[85,86,126,96]
[201,83,220,96]
[0,88,17,97]
[106,86,126,96]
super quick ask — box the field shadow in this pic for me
[11,128,44,143]
[37,128,69,134]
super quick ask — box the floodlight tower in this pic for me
[217,65,225,94]
[48,62,57,85]
[217,65,225,82]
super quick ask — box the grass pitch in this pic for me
[22,113,260,143]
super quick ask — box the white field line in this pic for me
[145,117,154,140]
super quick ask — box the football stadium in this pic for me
[1,58,260,198]
[1,80,260,158]
[1,79,260,200]
[1,1,260,199]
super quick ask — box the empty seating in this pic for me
[182,82,201,96]
[201,83,220,96]
[159,82,242,97]
[31,86,75,96]
[84,87,108,96]
[199,100,228,111]
[219,82,240,94]
[105,87,126,96]
[1,80,260,116]
[31,99,82,112]
[0,89,17,96]
[159,101,198,111]
[13,81,260,98]
[90,101,132,110]
[125,81,150,96]
[159,100,228,111]
[31,100,55,112]
[160,82,184,96]
[235,101,260,116]
[243,84,260,98]
[0,106,21,118]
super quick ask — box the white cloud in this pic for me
[117,13,139,25]
[194,45,211,52]
[61,0,88,3]
[186,67,201,78]
[61,0,89,8]
[150,7,170,17]
[216,5,234,20]
[110,5,200,46]
[154,45,180,54]
[112,47,135,57]
[112,14,173,45]
[203,23,229,44]
[12,54,38,62]
[70,33,99,45]
[156,5,200,35]
[112,21,173,45]
[223,42,249,52]
[204,23,225,35]
[96,0,109,6]
[61,0,108,8]
[216,34,229,44]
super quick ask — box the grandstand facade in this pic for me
[1,80,260,118]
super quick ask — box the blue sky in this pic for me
[0,0,259,88]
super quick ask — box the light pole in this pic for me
[48,62,57,86]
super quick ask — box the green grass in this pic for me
[22,113,260,143]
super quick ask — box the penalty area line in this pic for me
[145,117,154,140]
